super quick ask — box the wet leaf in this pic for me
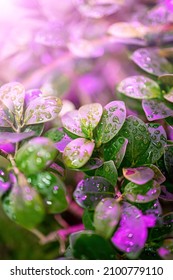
[164,89,173,103]
[15,137,58,176]
[124,180,161,203]
[0,101,14,127]
[94,198,121,239]
[157,239,173,260]
[0,131,35,143]
[164,144,173,180]
[22,123,44,137]
[24,96,62,125]
[131,48,173,76]
[28,172,68,214]
[95,160,118,186]
[136,123,167,165]
[144,164,166,184]
[142,99,173,121]
[2,179,45,229]
[71,231,116,260]
[73,176,115,210]
[108,22,148,39]
[104,136,128,168]
[118,116,150,167]
[82,209,95,230]
[44,128,64,142]
[0,82,25,124]
[61,110,85,137]
[95,101,126,146]
[123,167,154,185]
[118,75,160,99]
[159,186,173,202]
[149,213,173,241]
[63,138,95,169]
[79,158,103,171]
[159,74,173,87]
[79,103,103,138]
[111,202,147,259]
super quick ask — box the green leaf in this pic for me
[61,110,85,137]
[73,176,115,210]
[164,144,173,180]
[2,177,45,229]
[15,137,58,176]
[131,48,173,76]
[63,138,95,169]
[149,213,173,241]
[22,123,44,137]
[159,74,173,87]
[142,99,173,121]
[71,231,116,260]
[44,127,64,142]
[104,136,128,168]
[82,209,95,230]
[124,180,161,203]
[111,202,147,259]
[123,167,154,185]
[95,160,118,186]
[118,75,160,99]
[28,172,68,214]
[136,123,167,165]
[95,101,126,146]
[0,82,25,125]
[164,89,173,103]
[94,198,121,239]
[24,96,62,125]
[0,100,14,127]
[144,164,166,184]
[118,116,150,167]
[79,103,103,138]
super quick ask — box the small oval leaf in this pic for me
[95,101,126,146]
[95,160,118,186]
[142,99,173,121]
[124,180,161,203]
[131,48,173,76]
[61,110,85,137]
[123,167,154,185]
[79,103,103,138]
[63,138,95,169]
[74,176,115,210]
[15,137,58,176]
[111,202,147,259]
[94,198,121,239]
[118,75,160,99]
[24,96,62,124]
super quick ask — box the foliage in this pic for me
[1,0,173,261]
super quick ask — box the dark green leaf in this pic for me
[95,160,118,186]
[73,176,115,210]
[136,123,167,165]
[164,144,173,180]
[118,115,150,167]
[82,209,95,230]
[104,136,128,168]
[149,213,173,241]
[95,101,126,146]
[71,231,116,260]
